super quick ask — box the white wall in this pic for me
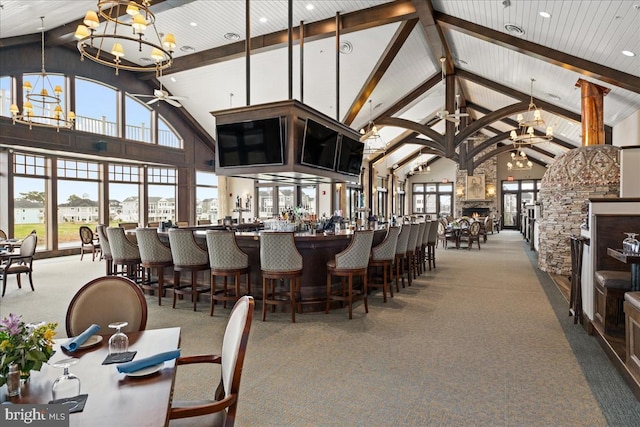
[613,109,640,197]
[612,109,640,147]
[318,183,332,218]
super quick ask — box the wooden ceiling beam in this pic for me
[411,0,452,73]
[436,12,640,94]
[343,18,418,126]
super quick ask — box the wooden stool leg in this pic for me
[192,271,198,311]
[173,271,179,309]
[262,277,268,321]
[348,274,353,320]
[326,273,332,314]
[210,274,216,316]
[363,272,369,314]
[158,266,164,306]
[290,278,296,323]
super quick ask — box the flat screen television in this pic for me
[216,117,284,167]
[336,135,364,176]
[300,118,339,171]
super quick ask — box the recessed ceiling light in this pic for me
[339,41,352,54]
[504,24,525,35]
[190,22,197,27]
[306,4,314,10]
[224,32,241,41]
[259,17,267,23]
[539,11,551,18]
[180,45,195,53]
[622,50,636,57]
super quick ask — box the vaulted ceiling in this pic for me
[1,0,639,180]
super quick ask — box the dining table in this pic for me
[0,238,22,252]
[1,327,181,427]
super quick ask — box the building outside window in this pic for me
[109,164,142,225]
[148,167,177,223]
[412,182,452,218]
[196,171,219,223]
[13,153,47,249]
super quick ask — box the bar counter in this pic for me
[154,228,387,310]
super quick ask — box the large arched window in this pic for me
[22,73,67,127]
[158,115,183,149]
[125,94,152,143]
[75,77,118,137]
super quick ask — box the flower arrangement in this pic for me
[0,313,57,386]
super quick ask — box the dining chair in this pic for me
[413,222,426,277]
[420,221,431,273]
[96,225,113,275]
[169,296,255,427]
[326,229,374,319]
[1,232,37,297]
[106,226,142,281]
[460,221,482,250]
[206,230,251,316]
[260,232,303,322]
[136,227,175,305]
[368,226,400,303]
[394,224,412,291]
[79,225,101,261]
[168,228,211,311]
[0,229,7,240]
[65,275,147,337]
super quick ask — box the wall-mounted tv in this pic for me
[336,135,364,176]
[300,118,339,171]
[216,117,284,168]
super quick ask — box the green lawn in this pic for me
[13,222,119,244]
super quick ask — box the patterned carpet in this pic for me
[2,230,639,426]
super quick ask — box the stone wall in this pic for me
[537,145,620,275]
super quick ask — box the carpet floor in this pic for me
[2,230,639,426]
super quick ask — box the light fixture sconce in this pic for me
[486,186,496,197]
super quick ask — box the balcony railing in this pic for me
[74,115,182,148]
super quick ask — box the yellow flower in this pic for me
[44,329,56,341]
[0,339,12,352]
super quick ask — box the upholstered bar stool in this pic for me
[420,221,431,273]
[260,232,303,322]
[168,229,211,311]
[414,222,426,277]
[206,230,251,316]
[426,220,439,270]
[96,225,113,275]
[394,224,412,290]
[593,269,632,337]
[404,224,420,286]
[326,230,374,319]
[136,227,174,305]
[368,226,400,303]
[106,226,142,282]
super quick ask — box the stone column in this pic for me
[575,79,610,146]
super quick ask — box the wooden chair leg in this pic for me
[289,278,296,323]
[262,277,268,321]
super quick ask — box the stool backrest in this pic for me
[335,230,374,269]
[206,230,248,269]
[168,229,208,266]
[415,222,426,251]
[395,224,412,255]
[260,232,302,272]
[422,221,431,246]
[406,223,420,253]
[106,226,140,260]
[96,224,112,258]
[136,228,172,263]
[372,226,400,262]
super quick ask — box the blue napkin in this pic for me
[61,324,101,353]
[116,349,181,374]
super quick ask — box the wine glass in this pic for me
[51,358,80,400]
[108,321,129,354]
[623,233,639,254]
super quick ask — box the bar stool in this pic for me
[206,230,251,316]
[136,227,174,306]
[368,226,400,303]
[96,225,113,275]
[420,221,431,273]
[413,222,426,277]
[260,232,303,322]
[404,224,420,286]
[106,226,142,282]
[426,220,438,270]
[326,230,374,319]
[394,224,412,290]
[168,229,211,311]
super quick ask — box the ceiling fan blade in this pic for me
[168,95,188,101]
[451,112,470,118]
[146,98,160,105]
[131,94,155,98]
[164,98,182,108]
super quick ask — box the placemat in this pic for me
[102,351,137,365]
[49,394,88,413]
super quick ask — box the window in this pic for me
[57,159,100,248]
[125,94,152,143]
[21,73,67,127]
[148,167,176,223]
[109,164,142,226]
[158,116,182,149]
[258,187,274,218]
[0,75,12,118]
[13,154,48,249]
[300,186,317,215]
[412,182,453,217]
[75,77,118,137]
[196,171,219,223]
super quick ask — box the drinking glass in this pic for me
[623,233,639,254]
[51,358,80,400]
[108,321,129,354]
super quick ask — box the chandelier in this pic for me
[507,150,533,171]
[510,78,553,144]
[9,17,76,131]
[360,100,386,155]
[75,0,176,76]
[408,151,431,175]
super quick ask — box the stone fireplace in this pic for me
[461,207,490,217]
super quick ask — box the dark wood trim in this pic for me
[343,18,418,126]
[435,12,640,94]
[411,0,452,72]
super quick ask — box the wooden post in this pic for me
[575,79,610,146]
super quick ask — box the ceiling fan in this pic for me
[434,57,469,124]
[130,81,187,108]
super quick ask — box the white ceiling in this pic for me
[1,0,638,180]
